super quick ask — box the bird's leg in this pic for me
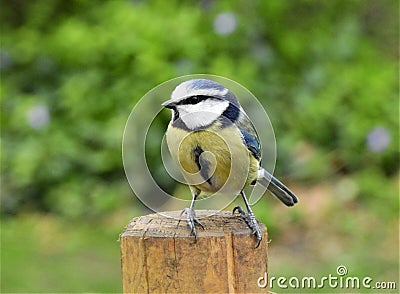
[233,191,262,247]
[181,191,204,239]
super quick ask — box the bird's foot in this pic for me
[181,207,204,239]
[233,206,262,248]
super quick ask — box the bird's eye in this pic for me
[189,96,200,104]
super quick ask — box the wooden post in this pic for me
[120,210,268,293]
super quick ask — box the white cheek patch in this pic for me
[178,100,229,129]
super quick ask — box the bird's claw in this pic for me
[181,207,204,239]
[233,206,262,248]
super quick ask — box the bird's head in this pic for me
[162,79,241,130]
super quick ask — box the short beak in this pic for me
[161,99,175,109]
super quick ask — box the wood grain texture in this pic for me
[120,210,268,293]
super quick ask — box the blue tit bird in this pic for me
[162,79,298,247]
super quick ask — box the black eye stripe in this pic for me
[177,95,215,105]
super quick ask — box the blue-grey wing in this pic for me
[236,110,262,161]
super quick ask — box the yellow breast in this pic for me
[166,122,259,195]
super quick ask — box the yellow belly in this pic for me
[166,122,259,195]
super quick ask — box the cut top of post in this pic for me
[121,210,265,239]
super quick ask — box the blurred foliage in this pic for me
[1,0,398,292]
[1,0,397,218]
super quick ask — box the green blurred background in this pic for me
[1,0,398,292]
